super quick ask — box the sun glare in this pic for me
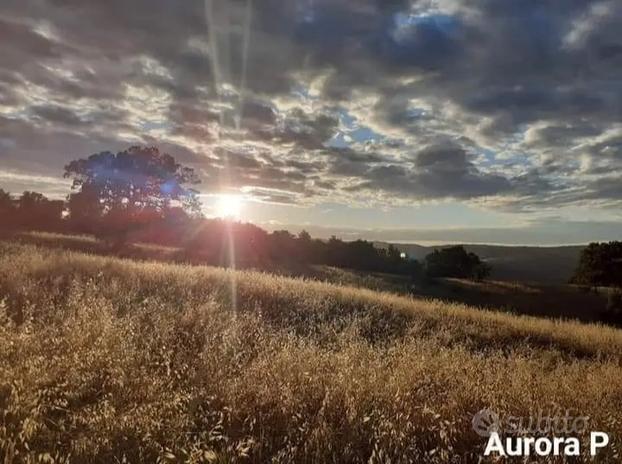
[215,194,243,219]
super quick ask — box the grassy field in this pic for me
[305,266,609,324]
[6,231,610,325]
[1,241,622,463]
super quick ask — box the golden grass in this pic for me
[1,242,621,463]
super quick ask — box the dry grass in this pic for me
[1,242,621,463]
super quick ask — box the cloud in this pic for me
[343,142,512,200]
[30,104,86,127]
[0,0,621,216]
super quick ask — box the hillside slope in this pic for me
[1,243,621,463]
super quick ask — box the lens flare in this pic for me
[215,194,243,219]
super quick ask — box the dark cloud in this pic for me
[251,108,339,150]
[326,147,387,177]
[31,105,85,127]
[0,0,621,212]
[345,143,512,199]
[0,16,63,69]
[525,123,603,149]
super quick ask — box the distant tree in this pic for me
[472,261,492,282]
[572,242,622,288]
[66,185,104,233]
[0,189,14,213]
[425,246,490,280]
[0,188,12,207]
[604,289,622,324]
[297,230,312,261]
[387,244,401,260]
[270,230,298,262]
[64,146,202,245]
[0,189,16,230]
[16,191,64,230]
[183,219,270,267]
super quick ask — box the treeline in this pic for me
[572,241,622,288]
[0,190,65,231]
[0,146,491,280]
[184,222,419,274]
[571,241,622,323]
[0,186,494,279]
[424,246,491,281]
[0,187,418,275]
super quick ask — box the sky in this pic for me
[1,0,621,245]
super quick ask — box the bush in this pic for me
[572,241,622,287]
[602,289,622,326]
[425,246,490,281]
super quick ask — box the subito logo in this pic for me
[472,409,501,437]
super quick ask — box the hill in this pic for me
[379,242,585,284]
[1,241,621,462]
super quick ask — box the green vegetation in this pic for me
[1,242,622,463]
[604,289,622,325]
[572,241,622,288]
[571,241,622,325]
[424,245,491,281]
[0,190,65,232]
[63,146,202,246]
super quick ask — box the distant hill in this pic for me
[376,242,585,284]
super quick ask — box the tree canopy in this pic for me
[64,146,201,216]
[0,189,13,216]
[572,242,622,287]
[64,146,201,240]
[0,190,65,231]
[424,245,491,281]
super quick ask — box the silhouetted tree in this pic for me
[182,220,418,275]
[572,242,622,288]
[16,191,64,230]
[0,188,12,207]
[183,219,271,267]
[296,230,312,261]
[0,189,17,231]
[64,146,201,246]
[602,289,622,326]
[66,185,104,233]
[0,189,15,221]
[425,246,490,280]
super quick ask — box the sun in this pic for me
[215,194,243,219]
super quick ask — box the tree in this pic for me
[387,244,402,263]
[16,191,64,230]
[66,186,104,233]
[603,289,622,326]
[297,230,313,261]
[425,246,490,280]
[0,189,16,230]
[472,261,492,281]
[64,146,201,245]
[572,242,622,288]
[0,189,14,213]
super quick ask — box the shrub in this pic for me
[425,246,490,281]
[602,289,622,326]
